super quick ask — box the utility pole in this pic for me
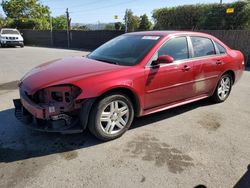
[66,8,71,48]
[125,9,128,33]
[50,16,53,47]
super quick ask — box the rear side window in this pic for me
[158,37,189,61]
[215,41,226,54]
[191,37,216,57]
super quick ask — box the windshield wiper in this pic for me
[103,60,119,65]
[91,57,119,65]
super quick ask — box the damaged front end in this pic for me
[13,84,94,133]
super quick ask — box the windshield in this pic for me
[1,29,20,35]
[88,35,160,66]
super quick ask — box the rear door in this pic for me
[189,36,223,96]
[144,36,195,109]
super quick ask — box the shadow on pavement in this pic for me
[0,108,102,163]
[194,185,207,188]
[132,98,213,130]
[234,165,250,188]
[0,98,214,163]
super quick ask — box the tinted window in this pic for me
[215,41,226,54]
[88,35,160,66]
[191,37,216,57]
[158,37,189,61]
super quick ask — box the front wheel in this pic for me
[211,73,232,103]
[88,93,134,141]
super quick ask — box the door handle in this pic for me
[182,65,191,71]
[216,60,222,65]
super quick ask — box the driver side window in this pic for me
[158,37,189,61]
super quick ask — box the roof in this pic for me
[125,31,181,36]
[125,30,213,37]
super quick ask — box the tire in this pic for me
[88,93,134,141]
[211,73,232,103]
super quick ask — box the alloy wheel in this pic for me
[217,76,231,100]
[99,100,129,134]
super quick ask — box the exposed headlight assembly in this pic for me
[33,85,82,104]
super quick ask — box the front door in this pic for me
[144,36,195,110]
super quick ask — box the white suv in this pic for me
[0,28,24,47]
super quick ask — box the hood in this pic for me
[21,57,127,94]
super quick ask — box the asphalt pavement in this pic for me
[0,46,249,188]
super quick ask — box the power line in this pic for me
[46,0,101,11]
[65,0,101,9]
[71,0,137,14]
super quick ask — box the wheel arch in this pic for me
[210,69,235,97]
[222,70,235,84]
[97,87,141,117]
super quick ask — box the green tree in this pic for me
[152,1,250,30]
[0,14,4,27]
[114,22,122,30]
[138,14,152,30]
[0,14,13,28]
[104,23,115,30]
[153,4,204,30]
[201,1,250,29]
[72,24,89,31]
[1,0,50,29]
[52,15,67,30]
[124,9,140,32]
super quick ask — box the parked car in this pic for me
[13,31,244,141]
[0,28,24,47]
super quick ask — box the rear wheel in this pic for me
[211,73,232,103]
[88,93,134,141]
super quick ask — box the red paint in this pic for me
[18,31,244,119]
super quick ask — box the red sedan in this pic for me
[14,31,244,140]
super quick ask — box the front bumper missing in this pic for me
[13,84,96,134]
[13,99,83,134]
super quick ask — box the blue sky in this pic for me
[0,0,236,24]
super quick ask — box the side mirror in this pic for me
[154,55,174,65]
